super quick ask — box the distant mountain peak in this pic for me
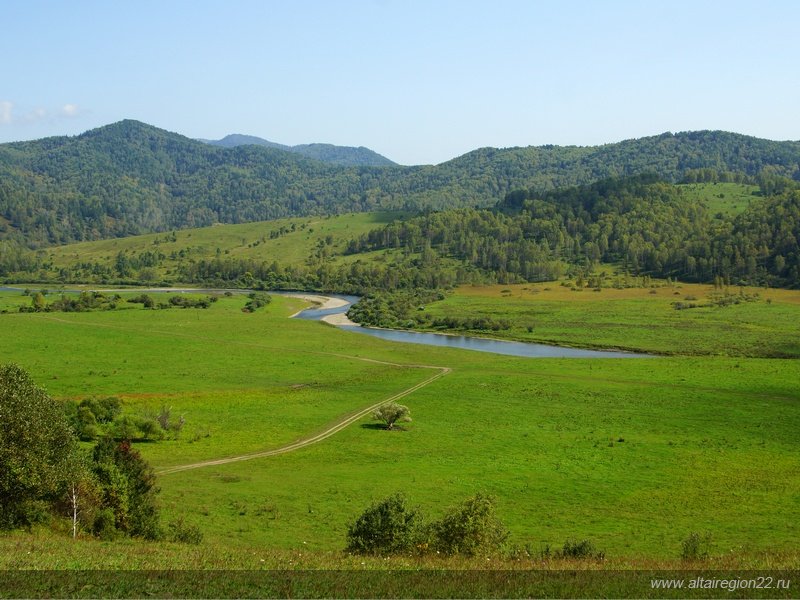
[200,134,397,167]
[206,134,289,152]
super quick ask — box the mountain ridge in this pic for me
[1,119,799,248]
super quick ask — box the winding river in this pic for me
[1,287,649,359]
[288,293,649,359]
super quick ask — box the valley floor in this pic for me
[0,287,798,597]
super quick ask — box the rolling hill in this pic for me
[1,120,799,249]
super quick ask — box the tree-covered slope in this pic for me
[1,120,799,248]
[350,176,800,288]
[201,134,397,167]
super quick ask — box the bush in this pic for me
[429,493,508,556]
[112,416,143,441]
[127,294,154,308]
[346,493,421,555]
[92,438,161,540]
[93,508,119,540]
[243,292,271,313]
[559,539,605,560]
[81,397,121,424]
[681,531,712,560]
[167,517,203,544]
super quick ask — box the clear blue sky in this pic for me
[2,0,798,165]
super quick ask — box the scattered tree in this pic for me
[372,402,411,430]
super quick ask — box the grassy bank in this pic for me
[414,282,800,356]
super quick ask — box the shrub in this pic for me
[82,397,121,424]
[243,292,271,313]
[429,493,508,556]
[559,539,604,560]
[681,531,712,560]
[137,418,163,441]
[167,517,203,544]
[127,294,154,308]
[112,416,143,441]
[93,508,119,540]
[346,493,421,555]
[92,439,161,540]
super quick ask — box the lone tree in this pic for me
[0,364,80,529]
[372,402,411,430]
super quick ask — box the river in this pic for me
[289,294,649,359]
[1,286,649,359]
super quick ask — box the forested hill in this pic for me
[348,175,800,288]
[201,134,397,167]
[1,119,799,248]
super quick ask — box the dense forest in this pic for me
[6,176,795,294]
[2,120,799,249]
[347,176,800,288]
[201,134,397,167]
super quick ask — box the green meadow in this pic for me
[677,182,761,217]
[44,211,402,276]
[418,282,800,357]
[0,288,798,567]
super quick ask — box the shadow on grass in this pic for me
[360,423,408,431]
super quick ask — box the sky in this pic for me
[2,0,799,165]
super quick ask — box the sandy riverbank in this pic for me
[285,293,359,326]
[321,312,358,326]
[286,294,350,311]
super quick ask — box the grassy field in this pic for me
[0,288,798,574]
[416,282,800,357]
[43,211,403,277]
[677,182,761,216]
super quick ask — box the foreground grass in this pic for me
[1,290,798,563]
[3,529,798,570]
[1,532,797,598]
[416,282,800,356]
[152,356,798,557]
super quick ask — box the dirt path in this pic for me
[156,365,449,475]
[33,297,451,475]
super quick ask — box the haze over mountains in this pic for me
[1,119,799,248]
[198,134,397,167]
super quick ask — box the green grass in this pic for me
[153,356,799,556]
[416,282,800,356]
[0,292,428,466]
[43,211,404,277]
[677,182,761,217]
[1,532,797,599]
[0,289,798,566]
